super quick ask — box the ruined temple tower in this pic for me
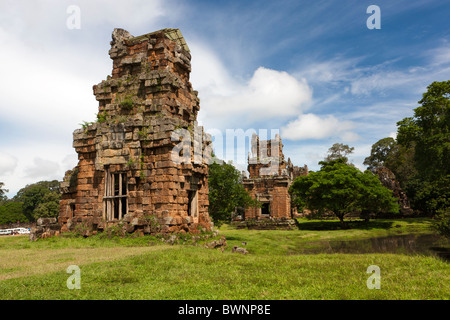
[242,134,308,220]
[59,28,213,235]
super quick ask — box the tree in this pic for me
[431,208,450,238]
[363,137,396,170]
[325,143,354,163]
[0,182,8,204]
[208,161,258,226]
[0,202,27,225]
[33,191,61,219]
[394,80,450,215]
[13,180,61,221]
[397,80,450,180]
[289,159,399,228]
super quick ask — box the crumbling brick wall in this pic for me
[59,28,212,236]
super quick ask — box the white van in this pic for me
[16,228,30,234]
[10,228,30,235]
[0,229,12,235]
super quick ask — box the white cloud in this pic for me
[350,70,418,96]
[0,142,77,197]
[389,132,397,139]
[189,41,238,97]
[24,157,61,179]
[296,57,363,84]
[195,64,313,129]
[0,0,169,37]
[281,113,357,141]
[428,45,450,66]
[0,152,18,176]
[190,40,314,129]
[0,0,173,197]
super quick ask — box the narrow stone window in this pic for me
[104,168,128,221]
[69,203,75,220]
[187,189,198,218]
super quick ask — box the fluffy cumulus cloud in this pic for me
[190,41,363,143]
[204,67,311,124]
[280,113,357,141]
[191,42,313,130]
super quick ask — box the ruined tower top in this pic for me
[92,28,199,127]
[108,28,191,80]
[247,133,308,179]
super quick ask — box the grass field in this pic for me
[0,218,448,300]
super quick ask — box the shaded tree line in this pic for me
[0,180,61,225]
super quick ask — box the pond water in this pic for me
[296,234,450,261]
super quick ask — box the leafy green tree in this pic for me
[33,191,61,219]
[397,80,450,180]
[363,137,396,170]
[431,208,450,238]
[364,138,418,206]
[290,159,399,228]
[325,143,354,162]
[383,143,417,187]
[208,161,258,226]
[394,80,450,215]
[0,202,27,224]
[0,182,8,204]
[13,180,61,221]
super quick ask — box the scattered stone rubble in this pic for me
[29,218,60,241]
[204,235,227,250]
[232,245,249,255]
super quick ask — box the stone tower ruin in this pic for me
[59,28,213,235]
[242,134,308,220]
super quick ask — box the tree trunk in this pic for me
[337,213,349,229]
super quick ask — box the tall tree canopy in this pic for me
[395,80,450,214]
[397,80,450,180]
[363,137,397,170]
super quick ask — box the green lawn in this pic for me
[0,218,448,300]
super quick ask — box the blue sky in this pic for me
[1,0,450,197]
